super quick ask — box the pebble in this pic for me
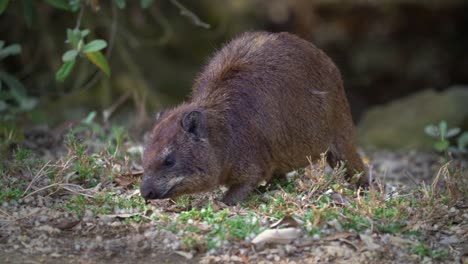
[84,209,93,218]
[98,215,114,224]
[38,215,48,222]
[37,196,44,207]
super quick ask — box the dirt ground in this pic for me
[0,150,467,264]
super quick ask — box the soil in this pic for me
[0,149,467,264]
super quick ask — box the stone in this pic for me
[357,86,468,149]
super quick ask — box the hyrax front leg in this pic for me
[222,183,256,205]
[222,164,268,205]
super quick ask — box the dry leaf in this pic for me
[323,232,355,241]
[54,220,81,231]
[359,234,380,250]
[252,227,301,245]
[98,213,141,221]
[114,175,135,188]
[386,235,417,246]
[270,215,304,228]
[145,209,154,217]
[165,206,185,213]
[330,191,351,206]
[240,254,249,264]
[174,250,193,259]
[34,225,61,234]
[130,189,141,197]
[229,256,243,262]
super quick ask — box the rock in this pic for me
[357,86,468,149]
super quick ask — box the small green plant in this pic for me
[65,133,103,187]
[174,195,194,207]
[71,111,104,137]
[271,176,296,194]
[411,242,449,259]
[424,121,468,154]
[224,215,260,240]
[13,147,33,162]
[65,191,147,219]
[178,205,229,224]
[174,205,262,250]
[0,186,22,203]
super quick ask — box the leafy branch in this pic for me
[56,28,109,82]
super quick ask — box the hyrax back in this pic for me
[141,32,367,205]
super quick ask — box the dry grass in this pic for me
[0,130,466,263]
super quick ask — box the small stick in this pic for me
[22,160,52,197]
[170,0,211,29]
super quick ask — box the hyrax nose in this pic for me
[140,177,157,200]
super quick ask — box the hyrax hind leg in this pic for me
[327,136,369,188]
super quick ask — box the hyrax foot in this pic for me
[222,184,254,205]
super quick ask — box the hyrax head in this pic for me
[140,108,219,200]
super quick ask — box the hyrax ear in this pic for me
[181,110,205,138]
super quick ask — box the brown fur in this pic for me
[141,32,368,205]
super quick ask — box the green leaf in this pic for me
[140,0,153,9]
[438,121,447,139]
[114,0,126,9]
[424,125,438,137]
[0,71,36,111]
[0,0,9,15]
[80,29,90,38]
[0,89,13,100]
[62,49,78,62]
[67,28,81,48]
[43,0,71,11]
[69,0,80,12]
[0,43,21,59]
[55,60,76,82]
[0,71,27,98]
[67,29,76,46]
[457,132,468,151]
[0,40,4,49]
[434,140,449,152]
[85,51,110,76]
[82,111,97,124]
[446,127,460,138]
[18,97,37,111]
[77,39,84,51]
[82,40,107,53]
[0,100,7,111]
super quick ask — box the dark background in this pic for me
[1,0,468,147]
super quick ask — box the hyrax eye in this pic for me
[163,155,175,167]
